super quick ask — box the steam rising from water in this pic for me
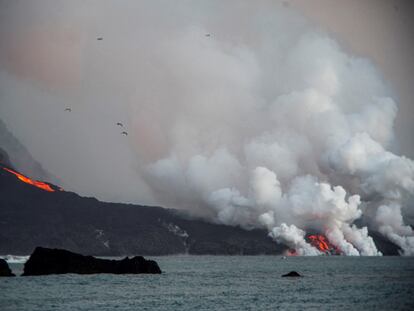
[0,0,413,255]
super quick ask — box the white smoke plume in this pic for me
[375,204,414,256]
[0,0,413,255]
[269,224,321,256]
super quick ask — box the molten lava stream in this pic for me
[308,234,339,254]
[3,167,55,192]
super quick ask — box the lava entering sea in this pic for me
[3,167,56,192]
[308,234,340,255]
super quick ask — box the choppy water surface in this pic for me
[1,256,414,310]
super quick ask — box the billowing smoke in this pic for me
[0,0,413,255]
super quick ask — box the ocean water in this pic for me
[1,256,414,311]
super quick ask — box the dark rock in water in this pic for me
[22,247,161,276]
[0,258,15,277]
[282,271,301,277]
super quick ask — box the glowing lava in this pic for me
[308,234,339,255]
[286,249,298,256]
[3,167,55,192]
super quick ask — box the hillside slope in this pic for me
[0,165,285,256]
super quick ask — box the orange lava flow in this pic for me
[308,234,331,252]
[3,167,55,192]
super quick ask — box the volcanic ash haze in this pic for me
[0,0,413,256]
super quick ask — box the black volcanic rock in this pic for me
[23,247,161,276]
[282,271,301,277]
[368,231,401,256]
[0,166,284,256]
[0,258,15,277]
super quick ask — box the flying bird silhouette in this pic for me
[116,122,123,127]
[65,108,71,112]
[97,37,103,41]
[205,33,211,37]
[121,131,128,136]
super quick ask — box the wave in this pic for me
[1,255,30,263]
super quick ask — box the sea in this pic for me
[1,255,414,311]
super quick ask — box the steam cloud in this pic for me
[0,0,413,255]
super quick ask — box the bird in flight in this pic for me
[97,37,103,41]
[205,33,211,37]
[65,108,72,112]
[116,122,123,127]
[121,131,128,136]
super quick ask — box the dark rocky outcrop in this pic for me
[22,247,161,276]
[0,258,15,277]
[282,271,301,277]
